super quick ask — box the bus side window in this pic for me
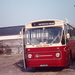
[61,32,65,45]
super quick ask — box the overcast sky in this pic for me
[0,0,75,27]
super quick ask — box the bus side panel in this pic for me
[69,40,75,58]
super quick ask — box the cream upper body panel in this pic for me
[25,19,65,30]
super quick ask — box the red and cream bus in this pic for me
[22,19,75,68]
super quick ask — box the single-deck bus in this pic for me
[22,19,75,68]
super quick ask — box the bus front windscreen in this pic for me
[26,27,62,45]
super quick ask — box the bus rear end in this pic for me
[23,20,70,68]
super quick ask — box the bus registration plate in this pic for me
[40,64,48,67]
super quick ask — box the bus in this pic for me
[22,19,75,68]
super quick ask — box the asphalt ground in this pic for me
[0,54,75,75]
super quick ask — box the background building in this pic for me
[0,25,24,55]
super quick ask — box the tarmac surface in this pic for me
[0,54,75,75]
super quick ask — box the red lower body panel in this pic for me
[26,46,70,68]
[26,59,68,68]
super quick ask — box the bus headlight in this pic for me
[28,54,32,58]
[56,53,60,57]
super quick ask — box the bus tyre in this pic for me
[67,51,72,68]
[70,50,73,65]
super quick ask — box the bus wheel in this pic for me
[67,50,73,68]
[70,50,73,65]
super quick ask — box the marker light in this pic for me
[56,53,60,57]
[28,54,32,58]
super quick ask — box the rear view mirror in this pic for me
[67,33,70,39]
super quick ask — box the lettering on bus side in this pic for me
[32,21,55,27]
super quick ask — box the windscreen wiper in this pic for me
[50,34,60,45]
